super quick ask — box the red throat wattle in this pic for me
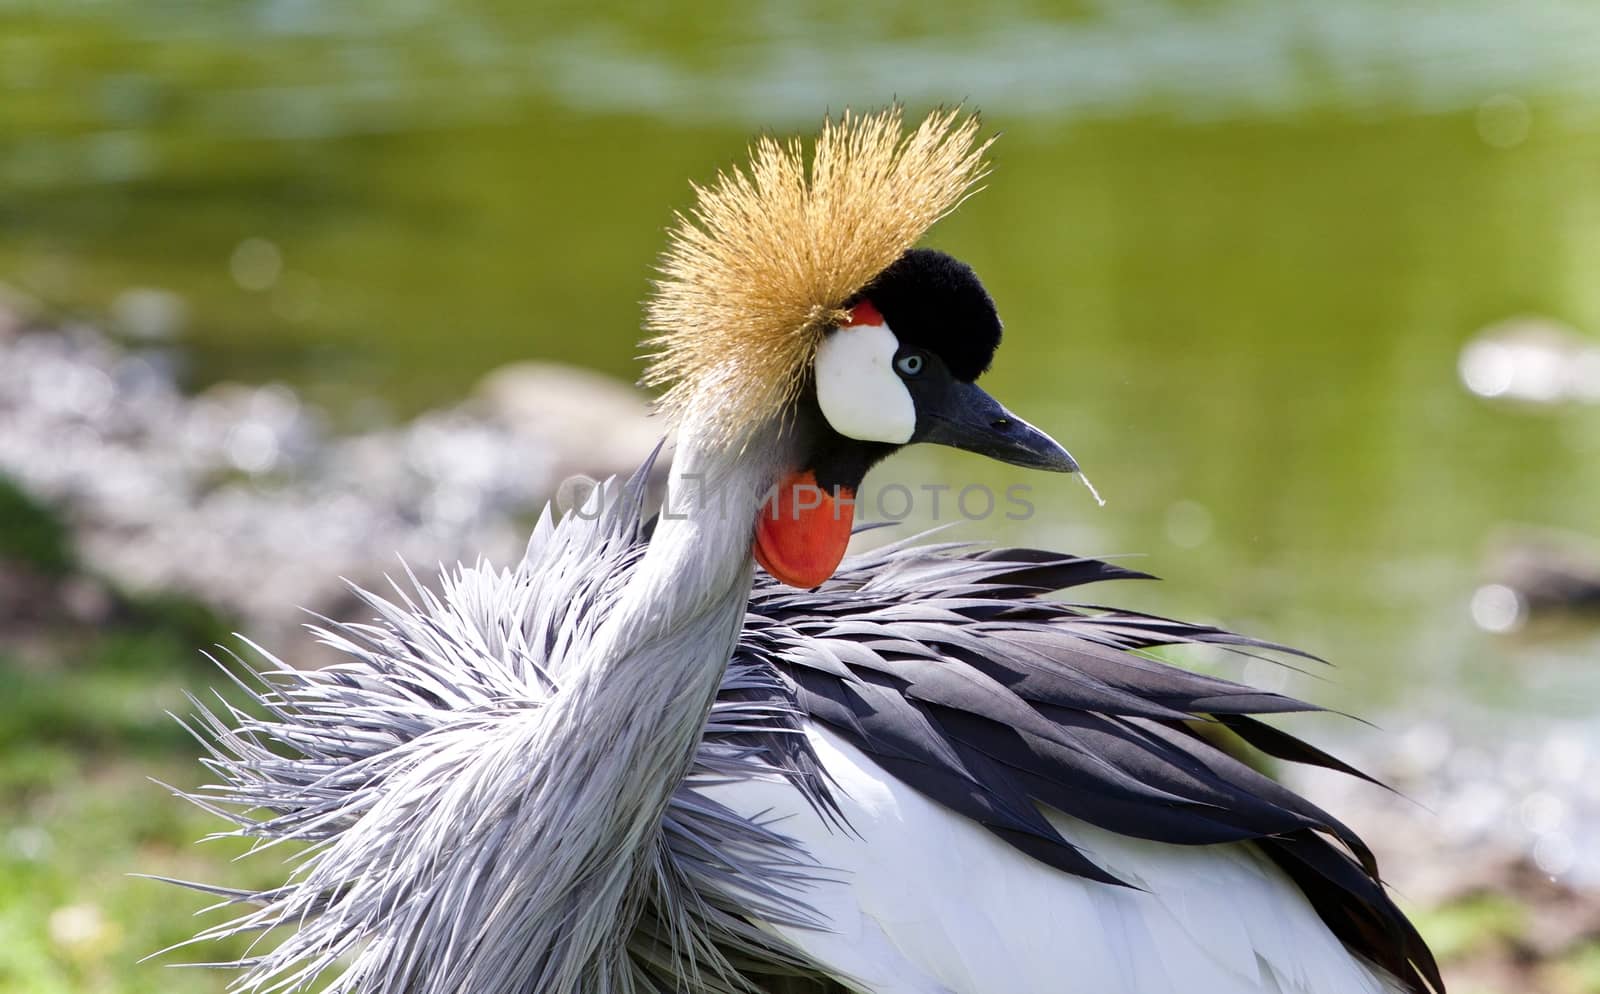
[753,469,855,588]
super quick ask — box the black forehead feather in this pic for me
[854,248,1002,382]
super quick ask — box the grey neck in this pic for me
[518,412,789,992]
[593,416,784,664]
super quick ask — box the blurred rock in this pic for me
[0,284,41,341]
[1486,526,1600,615]
[0,322,663,650]
[0,561,115,635]
[1459,316,1600,405]
[48,902,120,962]
[1288,718,1600,991]
[109,287,187,341]
[473,361,664,484]
[1291,718,1600,899]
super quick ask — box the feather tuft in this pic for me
[642,106,993,450]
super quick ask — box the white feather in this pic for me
[814,323,916,444]
[701,725,1402,994]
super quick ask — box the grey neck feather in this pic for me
[591,417,784,662]
[515,411,790,992]
[165,409,807,994]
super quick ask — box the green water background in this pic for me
[6,0,1600,724]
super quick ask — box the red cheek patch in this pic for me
[753,470,855,589]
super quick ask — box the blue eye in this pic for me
[896,353,926,377]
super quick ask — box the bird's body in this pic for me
[710,727,1393,994]
[169,108,1441,994]
[179,456,1433,994]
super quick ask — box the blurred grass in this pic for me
[0,486,298,994]
[0,640,290,994]
[1411,893,1528,964]
[0,476,74,577]
[1554,943,1600,994]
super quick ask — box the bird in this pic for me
[166,107,1443,994]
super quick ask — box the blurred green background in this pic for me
[4,1,1600,992]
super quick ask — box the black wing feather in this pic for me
[735,540,1442,994]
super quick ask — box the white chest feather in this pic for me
[698,725,1399,994]
[814,323,916,444]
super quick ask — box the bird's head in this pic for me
[760,247,1077,586]
[644,107,1076,589]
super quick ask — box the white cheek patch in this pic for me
[814,323,916,444]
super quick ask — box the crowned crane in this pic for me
[168,108,1442,994]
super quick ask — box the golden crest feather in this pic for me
[642,106,993,449]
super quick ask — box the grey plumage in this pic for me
[165,447,1437,994]
[167,440,839,994]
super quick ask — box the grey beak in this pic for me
[915,380,1079,473]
